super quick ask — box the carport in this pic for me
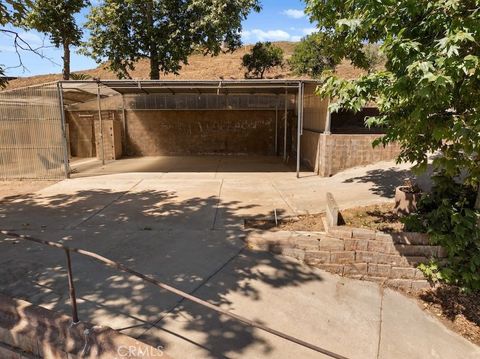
[60,80,327,178]
[0,80,329,180]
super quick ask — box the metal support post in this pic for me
[65,249,79,323]
[56,82,70,178]
[296,82,304,178]
[96,83,105,166]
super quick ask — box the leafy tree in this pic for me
[289,32,341,78]
[84,0,260,80]
[0,0,30,25]
[305,0,480,289]
[25,0,89,80]
[242,41,284,78]
[362,43,384,73]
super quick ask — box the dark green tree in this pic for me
[25,0,89,80]
[305,0,480,289]
[289,32,341,78]
[242,41,284,79]
[84,0,261,80]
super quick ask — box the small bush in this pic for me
[289,32,340,78]
[242,42,283,79]
[70,73,92,80]
[404,174,480,291]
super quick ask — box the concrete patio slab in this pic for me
[137,252,381,359]
[0,157,477,359]
[379,289,480,359]
[0,177,141,231]
[80,179,223,231]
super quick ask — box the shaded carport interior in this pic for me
[60,80,327,178]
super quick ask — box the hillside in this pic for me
[5,42,366,90]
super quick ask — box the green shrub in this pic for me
[289,33,340,78]
[404,174,480,291]
[242,42,283,79]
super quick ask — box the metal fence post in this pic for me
[64,248,79,323]
[96,82,105,166]
[57,82,71,179]
[284,87,288,161]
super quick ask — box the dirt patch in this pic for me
[0,180,56,201]
[340,203,404,232]
[245,213,325,232]
[413,286,480,346]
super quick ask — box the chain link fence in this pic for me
[0,83,69,180]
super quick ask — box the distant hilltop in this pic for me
[5,42,366,90]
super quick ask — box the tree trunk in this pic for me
[146,0,159,80]
[150,52,159,80]
[62,42,70,80]
[475,184,480,210]
[476,184,480,226]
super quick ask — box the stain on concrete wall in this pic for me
[125,110,293,156]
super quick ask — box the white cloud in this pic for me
[282,9,305,19]
[302,27,317,35]
[242,29,303,42]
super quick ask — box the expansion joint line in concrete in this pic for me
[67,179,144,230]
[213,157,223,179]
[376,286,385,359]
[138,245,246,339]
[271,182,297,215]
[211,178,224,230]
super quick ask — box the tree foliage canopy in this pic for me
[305,0,480,290]
[0,0,29,26]
[289,32,341,78]
[242,41,284,79]
[84,0,260,80]
[306,0,480,185]
[25,0,87,48]
[25,0,89,79]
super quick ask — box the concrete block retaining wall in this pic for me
[0,294,168,359]
[318,134,402,177]
[246,227,445,291]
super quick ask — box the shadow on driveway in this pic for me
[0,187,323,358]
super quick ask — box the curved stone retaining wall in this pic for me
[246,226,446,291]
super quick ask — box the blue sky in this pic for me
[0,0,315,77]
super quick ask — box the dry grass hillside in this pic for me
[6,41,366,90]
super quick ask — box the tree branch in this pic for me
[0,28,60,73]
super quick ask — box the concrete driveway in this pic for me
[0,157,478,358]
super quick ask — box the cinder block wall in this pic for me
[300,130,321,172]
[67,110,123,159]
[125,110,291,156]
[94,119,123,160]
[318,134,402,176]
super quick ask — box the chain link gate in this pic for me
[0,82,69,180]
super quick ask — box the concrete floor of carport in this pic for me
[0,158,479,359]
[70,155,305,179]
